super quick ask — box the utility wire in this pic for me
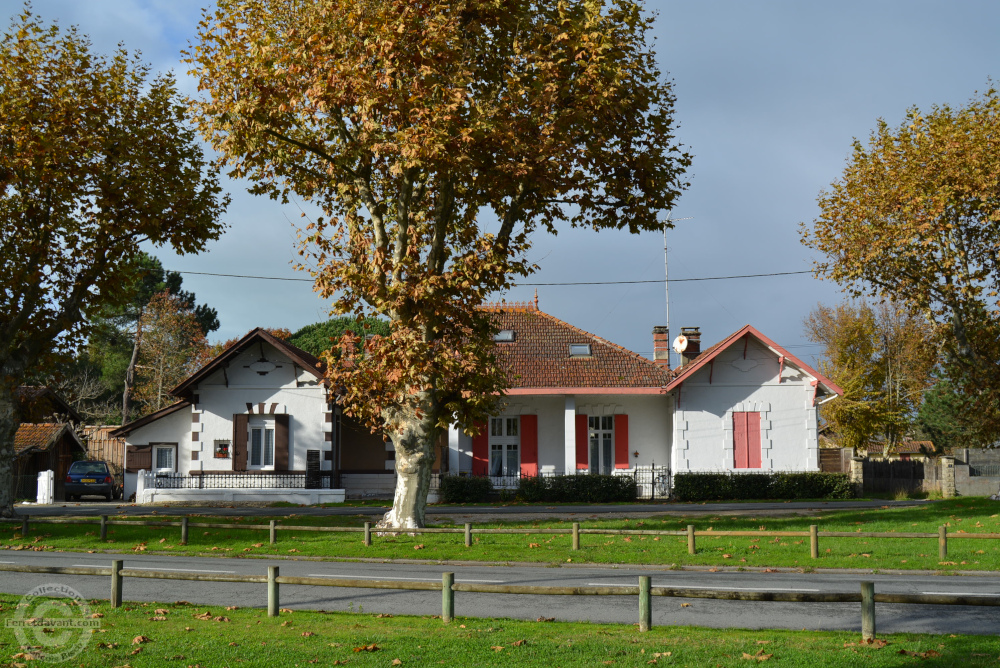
[170,269,813,285]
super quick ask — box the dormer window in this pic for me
[493,329,516,343]
[569,344,591,357]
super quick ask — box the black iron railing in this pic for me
[150,472,320,490]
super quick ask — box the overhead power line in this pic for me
[170,269,813,285]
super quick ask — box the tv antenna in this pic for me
[663,213,693,369]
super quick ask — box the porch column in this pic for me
[448,424,461,474]
[564,396,576,475]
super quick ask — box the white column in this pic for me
[564,396,576,475]
[448,423,461,474]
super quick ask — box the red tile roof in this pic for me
[14,423,71,455]
[482,302,671,389]
[865,441,933,455]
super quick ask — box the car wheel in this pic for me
[105,491,113,501]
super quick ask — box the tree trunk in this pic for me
[122,308,143,424]
[0,384,21,518]
[376,397,439,532]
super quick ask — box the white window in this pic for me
[489,417,519,479]
[588,416,614,475]
[249,418,275,470]
[153,445,176,473]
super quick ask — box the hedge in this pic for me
[516,474,638,503]
[672,471,854,502]
[439,475,494,503]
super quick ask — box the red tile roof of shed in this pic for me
[14,423,69,455]
[483,302,671,389]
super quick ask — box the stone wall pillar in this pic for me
[939,456,956,498]
[850,456,864,496]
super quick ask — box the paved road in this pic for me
[1,551,997,635]
[12,499,932,518]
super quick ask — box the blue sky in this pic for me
[5,0,999,366]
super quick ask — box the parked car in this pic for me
[65,460,121,501]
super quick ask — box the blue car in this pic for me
[65,460,120,501]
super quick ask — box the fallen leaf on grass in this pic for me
[225,606,238,611]
[132,636,151,644]
[512,640,527,647]
[375,614,393,618]
[253,543,264,548]
[353,643,379,652]
[898,649,941,658]
[174,601,191,606]
[148,616,167,621]
[722,554,732,559]
[414,545,425,550]
[492,646,505,652]
[301,632,316,637]
[280,608,293,613]
[391,660,402,666]
[653,651,672,657]
[91,613,104,619]
[130,647,142,655]
[154,608,169,615]
[741,649,772,661]
[536,617,554,622]
[528,543,540,548]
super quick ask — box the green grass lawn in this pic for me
[4,499,1000,571]
[1,593,998,667]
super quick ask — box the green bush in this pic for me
[516,474,638,503]
[672,471,854,502]
[439,475,493,503]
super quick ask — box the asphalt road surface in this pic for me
[2,551,998,635]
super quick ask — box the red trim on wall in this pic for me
[472,421,488,476]
[503,387,665,395]
[614,414,629,469]
[575,414,588,470]
[520,415,538,477]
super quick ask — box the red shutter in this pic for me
[472,421,488,475]
[520,415,538,477]
[575,414,588,470]
[274,414,290,470]
[233,414,248,472]
[733,412,761,469]
[614,414,629,469]
[747,412,762,469]
[734,412,748,468]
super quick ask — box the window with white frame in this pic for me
[489,416,519,478]
[153,444,176,473]
[588,416,614,475]
[249,417,275,469]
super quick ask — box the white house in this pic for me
[116,303,841,502]
[444,302,841,488]
[115,329,345,503]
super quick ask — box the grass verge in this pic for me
[4,499,1000,571]
[1,593,998,667]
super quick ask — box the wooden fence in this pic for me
[2,561,998,639]
[5,515,996,560]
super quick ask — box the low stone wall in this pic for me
[139,488,346,504]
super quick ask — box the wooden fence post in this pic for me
[810,525,818,559]
[269,520,277,545]
[111,559,123,608]
[687,525,696,555]
[939,525,947,559]
[268,566,279,617]
[442,572,454,623]
[860,581,875,641]
[364,522,372,547]
[639,575,651,632]
[572,523,580,551]
[20,516,28,538]
[180,516,189,546]
[464,523,472,548]
[100,515,108,541]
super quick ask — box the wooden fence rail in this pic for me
[2,561,999,640]
[4,516,996,559]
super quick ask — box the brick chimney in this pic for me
[679,327,701,367]
[652,326,670,369]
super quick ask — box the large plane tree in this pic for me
[188,0,690,528]
[0,10,228,516]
